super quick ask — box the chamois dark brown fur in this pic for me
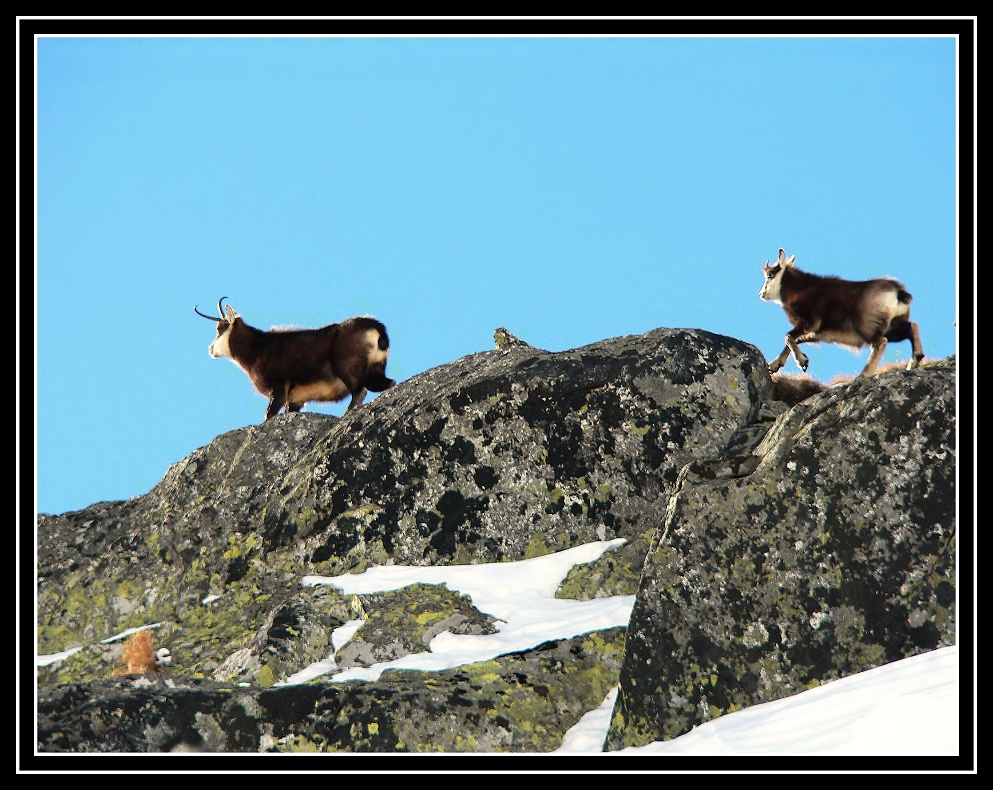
[759,248,924,377]
[195,298,395,420]
[770,372,828,406]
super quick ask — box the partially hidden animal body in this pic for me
[115,630,171,675]
[195,298,395,420]
[758,248,924,377]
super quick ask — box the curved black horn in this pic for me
[194,304,222,321]
[194,296,230,322]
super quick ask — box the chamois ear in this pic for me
[777,249,796,267]
[224,304,240,322]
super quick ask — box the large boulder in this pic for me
[38,327,771,690]
[34,328,956,754]
[605,358,956,749]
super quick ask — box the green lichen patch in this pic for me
[38,583,353,689]
[292,626,628,753]
[555,529,651,600]
[335,583,499,670]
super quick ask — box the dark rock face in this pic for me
[38,628,626,753]
[34,326,956,755]
[605,358,956,749]
[37,413,346,685]
[275,327,771,572]
[38,327,770,683]
[37,675,261,753]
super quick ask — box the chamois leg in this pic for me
[283,382,298,415]
[280,382,305,413]
[265,391,286,421]
[768,346,792,374]
[907,322,925,370]
[860,338,887,377]
[785,330,814,373]
[345,387,368,412]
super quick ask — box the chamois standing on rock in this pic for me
[195,298,395,420]
[759,248,925,377]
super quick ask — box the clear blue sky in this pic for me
[33,33,960,515]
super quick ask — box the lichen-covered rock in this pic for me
[37,674,262,753]
[275,327,772,576]
[38,628,626,753]
[269,628,627,753]
[37,413,341,668]
[333,582,499,670]
[36,323,955,755]
[555,532,647,600]
[38,328,771,680]
[210,586,355,686]
[493,327,535,351]
[605,358,955,750]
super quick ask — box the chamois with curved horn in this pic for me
[195,298,395,420]
[759,248,925,377]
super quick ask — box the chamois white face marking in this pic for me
[208,304,241,359]
[759,263,785,304]
[208,323,234,359]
